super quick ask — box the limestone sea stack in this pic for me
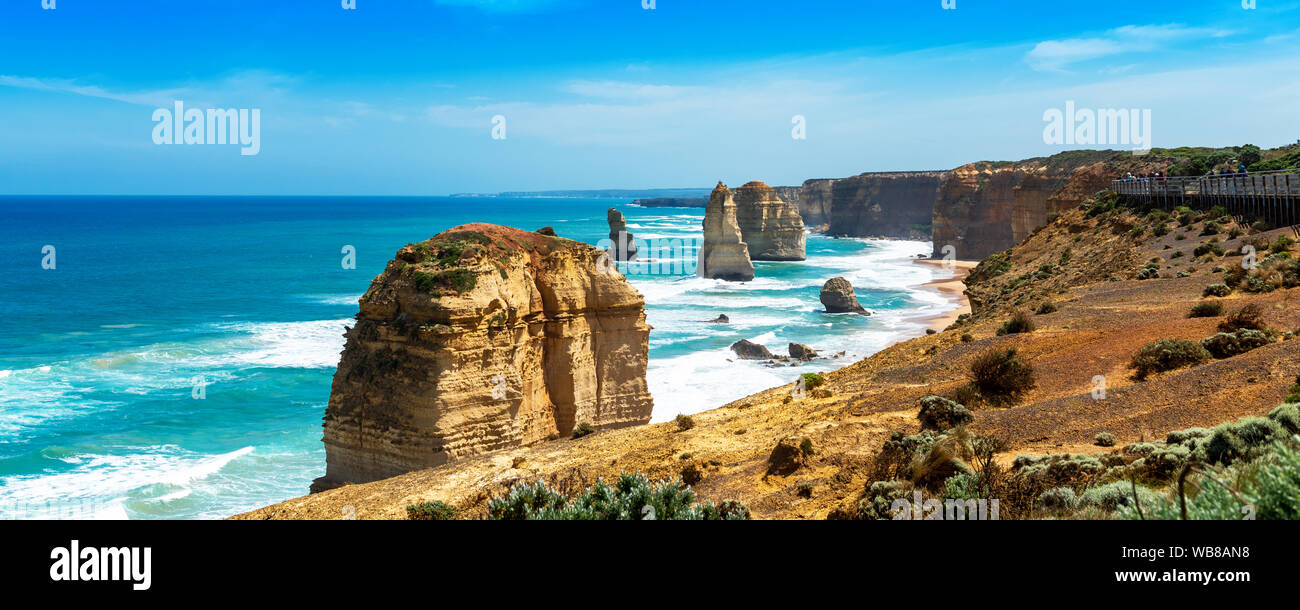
[312,223,654,490]
[733,180,806,260]
[606,208,637,262]
[698,182,755,281]
[820,277,869,315]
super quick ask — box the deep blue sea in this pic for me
[0,196,957,519]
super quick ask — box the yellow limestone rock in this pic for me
[312,223,653,490]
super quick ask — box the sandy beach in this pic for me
[913,258,977,332]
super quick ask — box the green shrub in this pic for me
[800,372,824,390]
[1193,243,1225,257]
[571,422,595,439]
[406,500,458,520]
[1170,250,1184,259]
[1078,481,1161,512]
[1152,224,1170,237]
[960,333,974,343]
[1035,302,1058,315]
[1203,416,1288,466]
[997,310,1036,335]
[1129,339,1211,380]
[968,348,1036,406]
[917,396,973,432]
[1201,329,1276,359]
[1121,439,1300,520]
[675,414,694,431]
[799,437,815,457]
[1188,301,1223,317]
[1200,222,1222,236]
[1036,487,1079,512]
[486,474,748,520]
[1175,232,1187,240]
[1202,283,1231,297]
[1094,432,1116,447]
[1269,403,1300,434]
[1272,236,1296,252]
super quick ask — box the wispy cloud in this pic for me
[1026,24,1234,71]
[0,75,185,107]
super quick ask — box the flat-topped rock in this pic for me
[313,223,654,490]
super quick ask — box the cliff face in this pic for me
[930,152,1168,259]
[698,182,755,281]
[796,172,945,239]
[314,223,653,489]
[732,180,806,261]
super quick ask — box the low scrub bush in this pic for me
[1188,301,1223,317]
[1202,283,1231,297]
[968,348,1036,406]
[1201,329,1276,359]
[1218,303,1267,333]
[1129,339,1211,380]
[917,396,973,432]
[571,422,595,439]
[1035,302,1058,315]
[675,414,694,431]
[996,310,1036,335]
[486,474,749,520]
[1094,432,1116,447]
[406,500,458,520]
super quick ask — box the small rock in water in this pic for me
[788,342,818,360]
[730,339,773,360]
[708,314,730,323]
[820,277,870,315]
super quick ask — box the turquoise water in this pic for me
[0,196,956,519]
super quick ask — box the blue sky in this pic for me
[1,0,1298,195]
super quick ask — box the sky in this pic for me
[1,0,1298,195]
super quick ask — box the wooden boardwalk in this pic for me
[1112,168,1300,228]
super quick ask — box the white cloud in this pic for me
[1026,24,1234,71]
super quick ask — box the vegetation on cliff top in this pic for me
[486,473,749,520]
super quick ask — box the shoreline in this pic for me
[911,258,977,332]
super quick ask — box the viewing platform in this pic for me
[1112,168,1300,228]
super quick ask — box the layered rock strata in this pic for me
[732,180,807,261]
[313,223,653,490]
[698,182,755,281]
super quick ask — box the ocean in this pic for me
[0,196,958,519]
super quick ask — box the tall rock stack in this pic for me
[606,208,638,262]
[732,180,807,261]
[312,223,654,490]
[698,182,755,281]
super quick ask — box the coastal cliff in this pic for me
[241,201,1300,520]
[733,180,806,261]
[930,151,1167,259]
[312,223,653,490]
[698,182,755,281]
[797,172,946,239]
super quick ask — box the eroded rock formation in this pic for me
[820,277,869,315]
[730,339,773,360]
[313,223,653,490]
[699,182,755,281]
[607,208,637,262]
[733,180,807,261]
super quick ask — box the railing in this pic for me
[1111,168,1300,228]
